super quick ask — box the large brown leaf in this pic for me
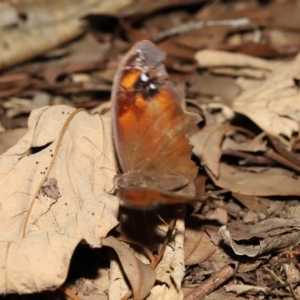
[0,105,119,294]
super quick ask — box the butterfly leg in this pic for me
[150,217,177,269]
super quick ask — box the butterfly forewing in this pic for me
[112,40,201,199]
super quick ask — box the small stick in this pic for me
[184,264,236,300]
[60,285,82,300]
[121,290,133,300]
[263,266,284,285]
[264,148,300,173]
[152,18,251,42]
[264,266,297,299]
[222,149,275,165]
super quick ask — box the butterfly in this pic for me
[111,40,201,209]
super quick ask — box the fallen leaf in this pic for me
[225,284,268,295]
[206,163,300,196]
[0,128,28,155]
[0,3,18,28]
[0,105,119,294]
[184,215,216,265]
[4,92,51,118]
[233,53,300,140]
[222,132,267,153]
[0,0,133,69]
[187,75,242,104]
[219,224,300,257]
[232,193,270,215]
[191,125,247,178]
[102,236,156,300]
[224,218,300,241]
[111,207,186,300]
[195,50,279,70]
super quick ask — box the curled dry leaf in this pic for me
[223,218,300,241]
[0,105,119,294]
[111,209,186,300]
[219,218,300,257]
[102,236,156,300]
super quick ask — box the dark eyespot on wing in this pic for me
[133,75,160,100]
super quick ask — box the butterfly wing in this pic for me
[112,41,200,195]
[118,187,199,210]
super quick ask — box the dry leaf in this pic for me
[0,128,28,155]
[194,50,279,71]
[0,105,119,294]
[102,236,156,300]
[219,221,300,257]
[225,284,268,295]
[206,163,300,196]
[232,193,270,215]
[0,0,133,69]
[112,208,186,300]
[0,3,18,28]
[222,132,267,153]
[191,125,244,178]
[4,92,51,118]
[194,49,300,144]
[184,215,216,265]
[187,75,242,103]
[223,218,300,241]
[233,52,300,140]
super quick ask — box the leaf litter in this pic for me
[1,0,300,299]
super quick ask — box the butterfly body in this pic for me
[112,41,201,208]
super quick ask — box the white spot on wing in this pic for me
[141,73,149,82]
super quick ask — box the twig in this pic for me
[222,149,275,165]
[121,290,133,300]
[288,281,298,300]
[263,266,285,285]
[264,148,300,173]
[184,264,237,300]
[152,18,251,42]
[264,265,298,299]
[60,285,82,300]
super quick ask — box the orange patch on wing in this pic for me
[135,93,148,110]
[119,187,188,209]
[120,69,140,89]
[118,106,134,123]
[151,87,174,111]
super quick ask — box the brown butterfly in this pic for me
[111,40,201,209]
